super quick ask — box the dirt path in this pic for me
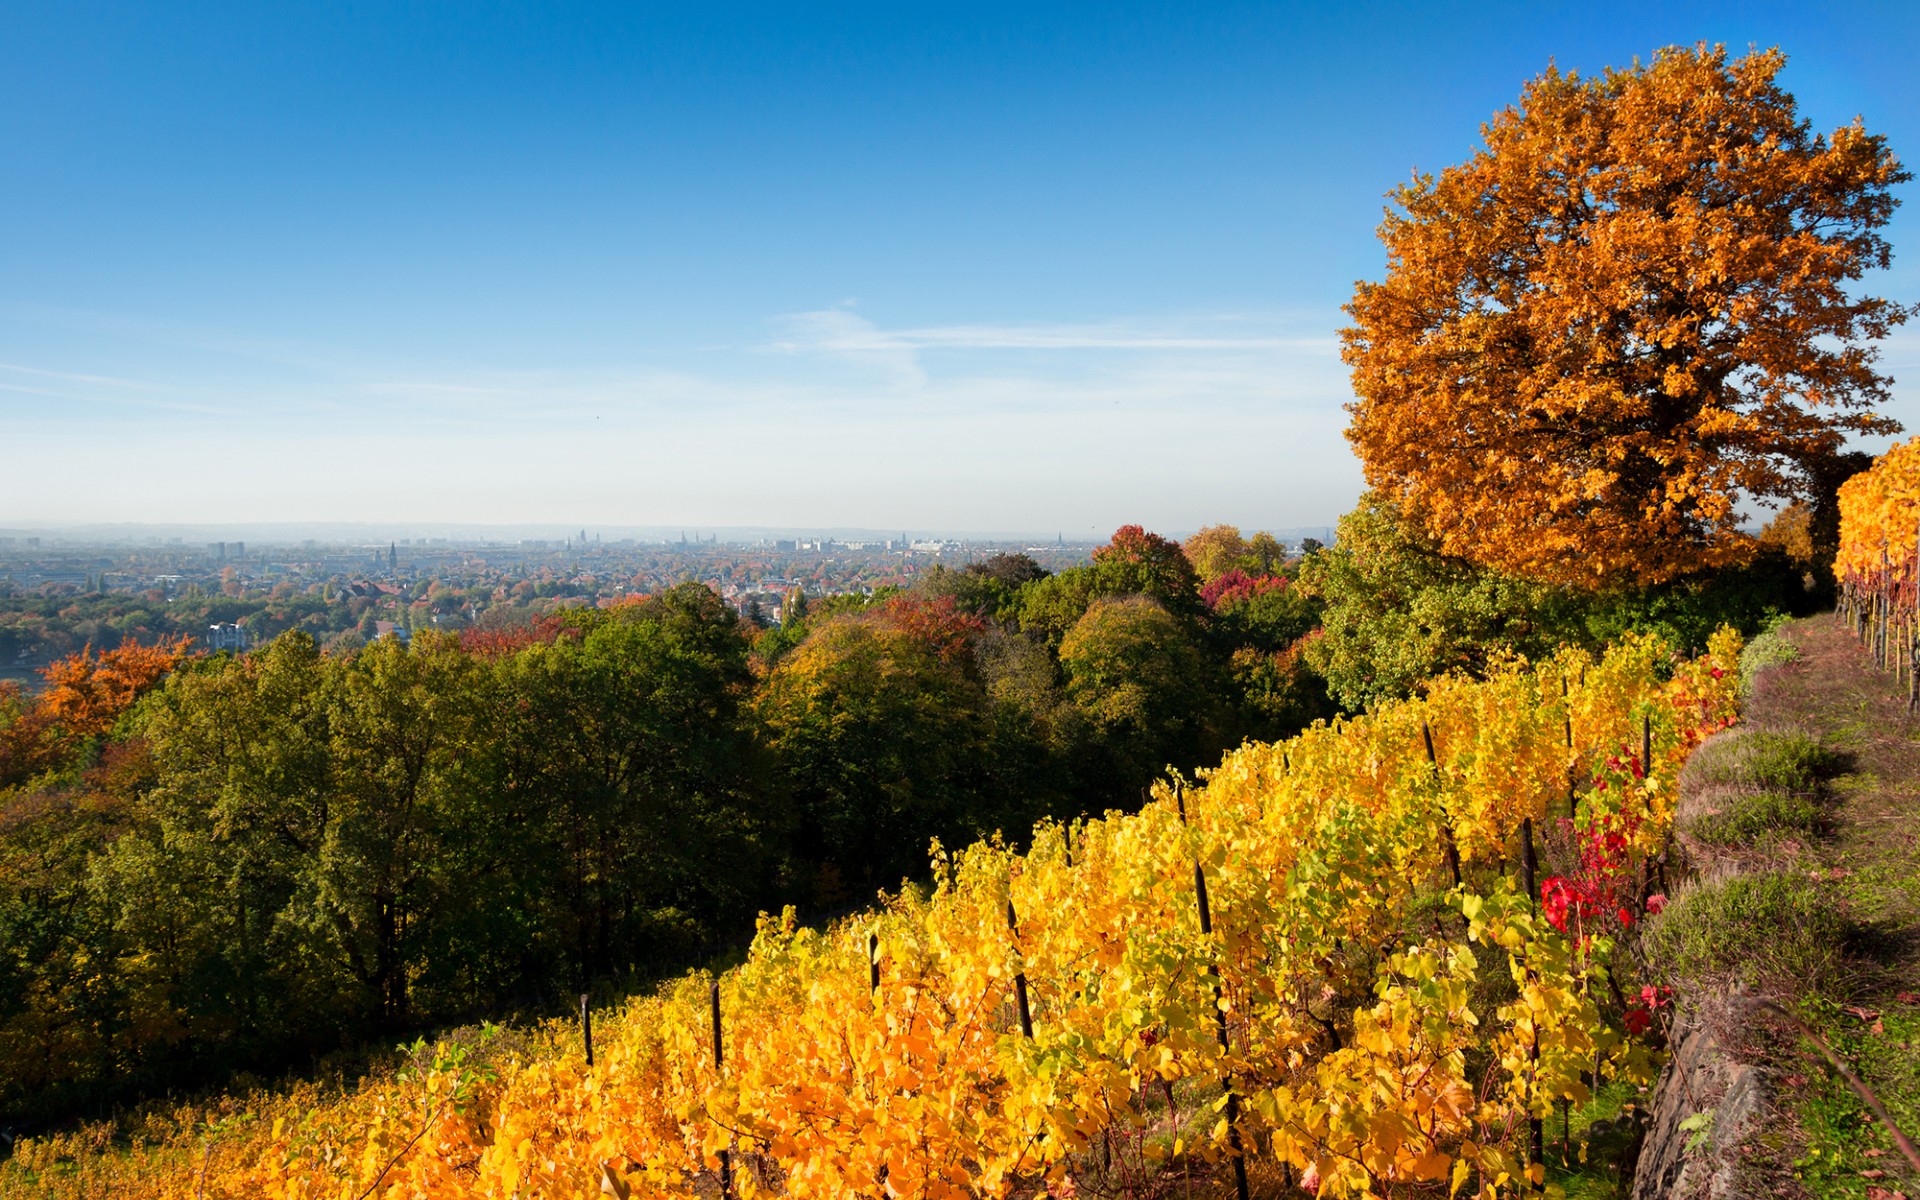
[1751,618,1920,995]
[1740,616,1920,1198]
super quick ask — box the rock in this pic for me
[1632,1000,1772,1200]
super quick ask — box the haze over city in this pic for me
[3,0,1917,535]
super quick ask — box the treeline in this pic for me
[0,525,1326,1125]
[0,591,350,669]
[0,577,599,669]
[0,514,1822,1127]
[1300,492,1832,710]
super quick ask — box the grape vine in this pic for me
[1837,435,1920,702]
[0,631,1740,1199]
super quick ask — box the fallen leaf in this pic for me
[1895,991,1920,1005]
[1865,1148,1886,1158]
[1872,1019,1886,1035]
[1862,1168,1886,1179]
[1845,1006,1882,1022]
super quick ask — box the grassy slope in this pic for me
[1668,616,1920,1199]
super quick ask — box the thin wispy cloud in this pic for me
[0,371,248,418]
[763,307,929,387]
[1,299,1366,526]
[329,308,1353,425]
[0,361,166,390]
[763,305,1337,354]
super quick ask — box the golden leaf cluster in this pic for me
[1836,436,1920,590]
[1343,44,1909,587]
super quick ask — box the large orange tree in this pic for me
[1342,45,1910,585]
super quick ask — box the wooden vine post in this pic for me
[711,980,732,1199]
[1519,819,1538,908]
[1514,798,1545,1193]
[1423,721,1462,886]
[1911,519,1919,712]
[1562,676,1576,818]
[1005,897,1034,1039]
[579,992,594,1068]
[1176,787,1251,1200]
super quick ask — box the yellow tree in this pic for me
[1183,524,1250,582]
[1343,44,1909,586]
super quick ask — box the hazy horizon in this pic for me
[4,1,1916,532]
[0,519,1340,548]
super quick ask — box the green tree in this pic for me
[756,616,989,900]
[300,632,479,1025]
[1203,576,1320,653]
[1298,497,1564,711]
[917,554,1047,622]
[1091,525,1202,618]
[1057,596,1219,794]
[1013,567,1109,646]
[1016,526,1203,644]
[480,589,774,992]
[1301,494,1817,711]
[1228,640,1335,741]
[111,632,341,1048]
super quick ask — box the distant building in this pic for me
[205,623,251,653]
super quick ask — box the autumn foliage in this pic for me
[0,637,190,788]
[0,633,1743,1190]
[1833,438,1920,684]
[0,630,1740,1199]
[456,610,580,659]
[1092,523,1201,608]
[1199,568,1286,611]
[1836,435,1920,594]
[1343,44,1910,587]
[1180,524,1286,584]
[874,591,988,665]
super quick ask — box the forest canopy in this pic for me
[0,531,1329,1123]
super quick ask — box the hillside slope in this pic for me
[1640,616,1920,1199]
[0,635,1739,1199]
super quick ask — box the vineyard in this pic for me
[0,631,1740,1200]
[1838,434,1920,701]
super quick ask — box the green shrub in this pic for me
[1738,622,1799,694]
[1685,790,1823,846]
[1643,872,1845,993]
[1689,729,1838,793]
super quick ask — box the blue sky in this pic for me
[3,1,1916,535]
